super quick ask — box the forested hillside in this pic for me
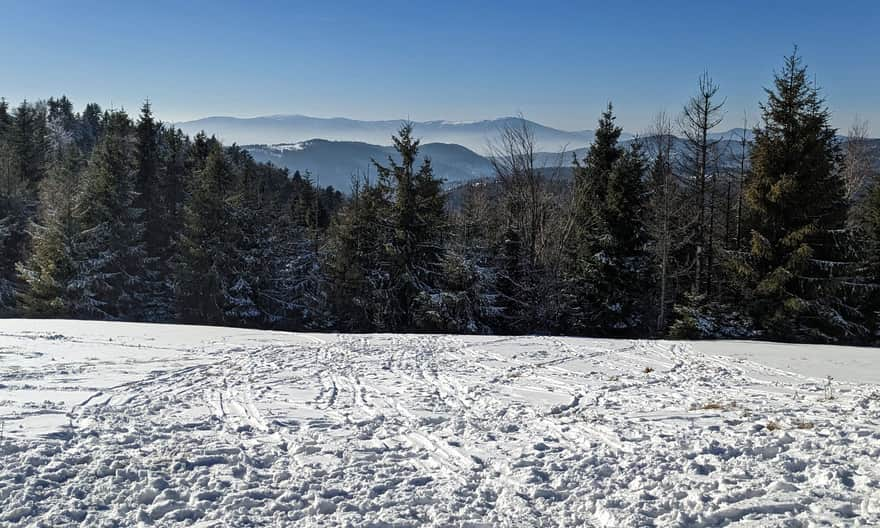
[1,51,878,343]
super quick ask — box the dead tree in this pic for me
[678,72,725,295]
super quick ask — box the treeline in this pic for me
[1,50,879,343]
[0,97,343,327]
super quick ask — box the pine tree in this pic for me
[372,123,447,330]
[133,101,172,320]
[325,178,394,330]
[77,103,103,154]
[566,104,624,333]
[175,143,234,323]
[738,50,864,342]
[0,100,47,313]
[592,142,652,334]
[17,146,84,315]
[70,110,147,320]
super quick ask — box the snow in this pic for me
[1,320,879,526]
[275,142,307,152]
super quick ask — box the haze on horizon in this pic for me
[2,0,878,135]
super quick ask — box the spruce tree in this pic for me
[0,127,26,312]
[175,144,233,323]
[70,110,147,320]
[0,100,47,313]
[325,178,394,330]
[739,50,864,342]
[46,96,77,146]
[10,100,49,190]
[566,104,624,333]
[134,101,172,320]
[372,123,446,329]
[77,103,103,154]
[0,98,10,133]
[17,146,84,315]
[575,103,623,207]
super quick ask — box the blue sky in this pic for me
[2,0,878,134]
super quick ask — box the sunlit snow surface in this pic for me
[1,320,879,526]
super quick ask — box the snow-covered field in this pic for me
[1,320,879,527]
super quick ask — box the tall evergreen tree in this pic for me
[133,100,172,320]
[10,100,49,190]
[858,179,880,339]
[0,118,25,312]
[325,178,394,330]
[0,100,47,313]
[70,110,147,320]
[77,103,103,154]
[600,142,652,332]
[373,123,447,329]
[738,50,863,342]
[17,146,84,315]
[175,143,234,323]
[575,103,623,207]
[566,104,625,333]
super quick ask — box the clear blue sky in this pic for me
[2,0,878,134]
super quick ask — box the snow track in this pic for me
[1,320,879,526]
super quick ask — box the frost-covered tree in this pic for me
[69,110,148,320]
[17,147,84,315]
[0,100,47,313]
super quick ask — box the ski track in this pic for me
[0,323,879,526]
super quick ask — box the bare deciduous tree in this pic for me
[645,111,693,331]
[487,116,563,268]
[734,113,750,250]
[843,117,872,202]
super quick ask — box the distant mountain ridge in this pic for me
[245,139,495,190]
[245,135,880,193]
[176,114,876,192]
[175,114,627,154]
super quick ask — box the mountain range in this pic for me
[174,114,876,192]
[174,115,633,154]
[245,140,495,189]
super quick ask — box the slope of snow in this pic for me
[1,320,878,526]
